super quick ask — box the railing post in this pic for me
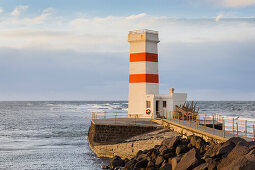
[232,118,235,134]
[245,120,247,136]
[236,123,238,136]
[213,114,215,135]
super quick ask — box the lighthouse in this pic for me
[128,29,187,119]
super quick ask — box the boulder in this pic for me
[133,158,148,168]
[220,153,255,170]
[217,143,251,169]
[124,159,137,170]
[192,163,208,170]
[176,145,189,156]
[159,145,167,154]
[215,140,235,157]
[147,161,155,168]
[155,155,164,167]
[150,150,159,162]
[171,156,182,170]
[136,153,147,161]
[162,136,181,149]
[227,137,247,145]
[109,156,124,170]
[175,148,202,170]
[160,162,172,170]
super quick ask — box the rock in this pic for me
[147,161,155,167]
[228,137,247,145]
[124,158,130,165]
[101,165,109,169]
[155,155,164,167]
[147,167,157,170]
[215,140,235,157]
[133,158,148,168]
[159,145,167,154]
[136,153,147,161]
[175,145,189,156]
[175,148,202,170]
[218,142,251,169]
[160,162,172,170]
[220,154,255,170]
[109,156,124,170]
[124,159,137,170]
[171,156,182,170]
[192,163,208,170]
[162,136,181,149]
[151,150,159,161]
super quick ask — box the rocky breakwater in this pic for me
[107,136,255,170]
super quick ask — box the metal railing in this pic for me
[91,112,154,125]
[163,111,255,141]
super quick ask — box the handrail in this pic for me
[165,111,255,141]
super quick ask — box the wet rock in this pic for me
[109,156,124,170]
[175,148,202,170]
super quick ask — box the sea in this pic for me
[0,101,255,170]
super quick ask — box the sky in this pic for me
[0,0,255,101]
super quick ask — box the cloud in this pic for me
[0,12,255,100]
[215,14,223,22]
[0,8,3,14]
[206,0,255,7]
[11,5,28,16]
[222,0,255,7]
[1,12,255,52]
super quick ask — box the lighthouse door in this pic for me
[156,101,160,118]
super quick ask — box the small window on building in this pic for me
[146,101,151,108]
[163,101,167,108]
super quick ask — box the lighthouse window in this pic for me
[163,101,167,108]
[146,101,151,108]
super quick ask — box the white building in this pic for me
[128,29,187,119]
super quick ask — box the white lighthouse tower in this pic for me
[128,29,159,118]
[128,29,187,119]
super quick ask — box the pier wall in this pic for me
[88,120,161,145]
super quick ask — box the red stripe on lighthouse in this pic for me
[129,74,159,83]
[130,53,158,62]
